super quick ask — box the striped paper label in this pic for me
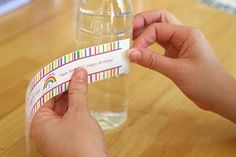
[26,39,130,127]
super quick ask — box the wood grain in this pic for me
[0,0,236,156]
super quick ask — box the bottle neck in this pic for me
[79,0,132,14]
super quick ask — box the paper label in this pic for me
[25,39,130,127]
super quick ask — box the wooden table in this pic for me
[0,0,236,156]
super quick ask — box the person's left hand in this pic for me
[30,68,108,157]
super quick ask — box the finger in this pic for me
[35,100,57,117]
[31,99,58,129]
[133,10,182,39]
[67,68,89,114]
[133,27,145,40]
[134,10,182,31]
[41,99,55,110]
[53,92,69,116]
[133,23,191,53]
[129,48,177,79]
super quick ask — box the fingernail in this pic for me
[75,68,87,82]
[128,48,142,62]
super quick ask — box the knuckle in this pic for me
[135,12,145,19]
[69,83,88,96]
[135,12,142,17]
[186,27,206,44]
[71,103,88,113]
[147,53,158,69]
[189,27,202,37]
[151,23,159,28]
[159,9,170,15]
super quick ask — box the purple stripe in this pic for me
[89,48,92,56]
[90,75,93,82]
[117,67,120,75]
[60,57,63,66]
[95,73,97,81]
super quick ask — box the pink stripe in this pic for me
[110,43,113,50]
[89,48,92,56]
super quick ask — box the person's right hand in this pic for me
[129,10,236,123]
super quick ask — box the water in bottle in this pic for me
[76,0,133,130]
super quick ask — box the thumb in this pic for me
[68,68,89,113]
[129,48,177,79]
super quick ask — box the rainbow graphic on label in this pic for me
[43,75,57,90]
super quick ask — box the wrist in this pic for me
[212,72,236,123]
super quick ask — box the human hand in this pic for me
[129,10,236,122]
[30,69,107,157]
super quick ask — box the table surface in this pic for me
[1,0,236,157]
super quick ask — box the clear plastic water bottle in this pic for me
[76,0,133,130]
